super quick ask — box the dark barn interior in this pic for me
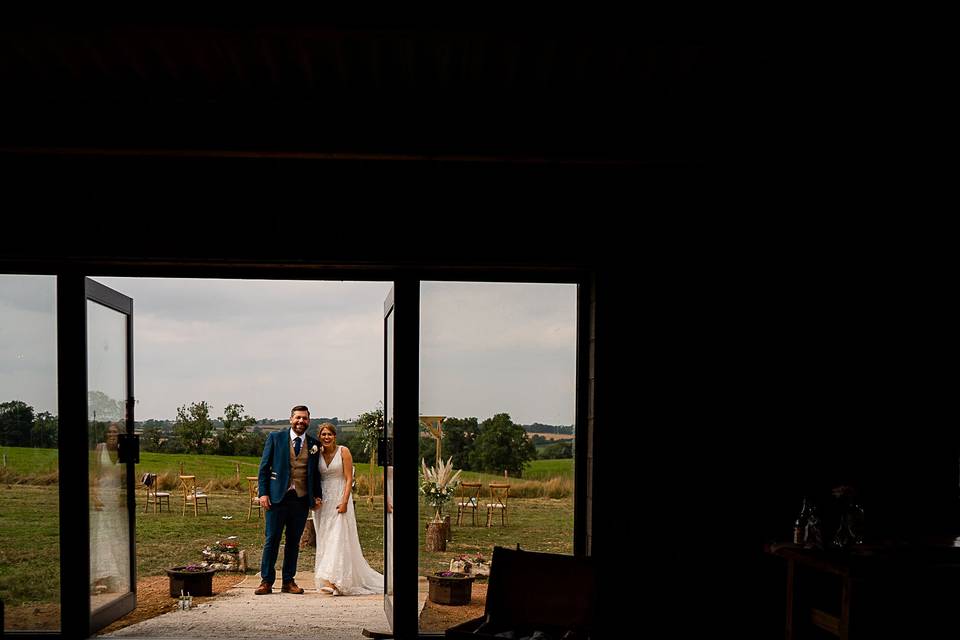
[1,16,955,639]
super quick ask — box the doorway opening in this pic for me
[416,281,579,634]
[2,266,592,639]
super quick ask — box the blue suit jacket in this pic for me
[258,429,322,504]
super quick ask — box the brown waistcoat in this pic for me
[290,440,308,497]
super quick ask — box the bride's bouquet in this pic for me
[420,457,462,509]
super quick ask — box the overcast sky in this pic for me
[1,275,577,425]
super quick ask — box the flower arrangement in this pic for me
[200,536,244,571]
[309,444,319,455]
[420,457,462,509]
[457,553,486,565]
[449,552,490,576]
[180,564,207,573]
[210,540,239,555]
[433,571,473,580]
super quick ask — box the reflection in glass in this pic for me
[86,300,130,613]
[0,274,60,632]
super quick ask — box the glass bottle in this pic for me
[804,503,823,549]
[832,512,852,548]
[833,499,865,547]
[850,499,865,544]
[793,498,811,544]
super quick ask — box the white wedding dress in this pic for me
[90,444,130,589]
[313,446,384,595]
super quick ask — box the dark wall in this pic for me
[594,222,956,637]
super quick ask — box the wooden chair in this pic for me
[456,482,483,526]
[486,483,510,527]
[246,476,262,521]
[178,475,209,516]
[143,472,171,513]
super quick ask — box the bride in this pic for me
[313,423,384,595]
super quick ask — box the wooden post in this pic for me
[179,461,184,477]
[426,521,446,551]
[235,463,240,481]
[420,416,446,467]
[368,450,377,508]
[300,515,316,548]
[2,453,6,467]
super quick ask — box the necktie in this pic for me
[294,437,302,457]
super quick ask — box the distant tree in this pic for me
[341,434,367,463]
[216,403,256,455]
[524,422,574,435]
[164,437,188,454]
[469,413,537,478]
[173,401,213,454]
[441,417,478,471]
[31,411,57,448]
[140,418,170,431]
[539,440,574,460]
[87,390,124,422]
[529,434,548,447]
[141,424,165,452]
[87,391,126,446]
[0,400,35,446]
[419,426,436,465]
[237,429,267,457]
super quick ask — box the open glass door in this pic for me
[382,285,395,631]
[86,277,137,633]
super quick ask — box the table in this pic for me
[765,542,960,639]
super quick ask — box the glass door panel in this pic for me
[86,278,136,633]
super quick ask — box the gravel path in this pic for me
[100,575,404,640]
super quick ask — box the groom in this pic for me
[256,405,322,595]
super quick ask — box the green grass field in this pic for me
[0,448,574,618]
[1,447,572,482]
[0,447,262,485]
[0,446,59,478]
[0,485,61,605]
[417,494,574,578]
[522,458,574,480]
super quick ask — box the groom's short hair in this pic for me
[291,405,310,416]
